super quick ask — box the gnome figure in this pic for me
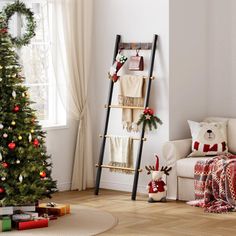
[146,155,172,203]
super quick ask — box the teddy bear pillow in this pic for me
[188,120,228,156]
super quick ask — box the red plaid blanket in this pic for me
[187,154,236,213]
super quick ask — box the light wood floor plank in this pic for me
[44,189,236,235]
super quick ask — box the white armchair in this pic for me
[163,117,236,201]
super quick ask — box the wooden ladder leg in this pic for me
[94,35,121,195]
[131,34,158,200]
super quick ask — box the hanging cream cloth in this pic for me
[118,75,145,132]
[109,136,133,174]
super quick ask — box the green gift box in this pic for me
[0,216,11,231]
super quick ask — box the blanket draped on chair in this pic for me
[187,154,236,213]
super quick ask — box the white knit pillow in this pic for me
[188,120,228,156]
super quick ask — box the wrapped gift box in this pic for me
[0,207,13,215]
[36,203,70,216]
[13,205,36,212]
[13,218,48,230]
[0,216,11,232]
[12,214,32,221]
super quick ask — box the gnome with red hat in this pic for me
[145,155,172,203]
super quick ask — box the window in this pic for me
[0,0,66,128]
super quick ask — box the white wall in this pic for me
[49,0,236,194]
[91,0,169,193]
[207,0,236,118]
[169,0,209,140]
[48,0,236,194]
[45,120,78,191]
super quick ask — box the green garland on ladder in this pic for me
[137,107,163,131]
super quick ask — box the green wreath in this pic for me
[4,0,36,48]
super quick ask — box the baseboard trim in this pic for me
[100,181,147,194]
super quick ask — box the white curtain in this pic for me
[51,0,94,190]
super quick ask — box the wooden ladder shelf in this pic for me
[94,34,158,200]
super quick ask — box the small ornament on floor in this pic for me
[146,155,172,203]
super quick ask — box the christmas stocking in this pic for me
[109,53,127,82]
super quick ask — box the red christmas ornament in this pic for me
[0,28,8,34]
[0,187,5,193]
[33,139,39,147]
[2,162,9,168]
[40,171,46,178]
[13,105,20,112]
[8,142,16,150]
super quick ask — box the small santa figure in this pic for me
[146,155,172,203]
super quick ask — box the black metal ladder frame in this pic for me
[94,34,158,200]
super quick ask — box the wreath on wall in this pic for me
[3,0,36,48]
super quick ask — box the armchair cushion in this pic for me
[176,157,212,178]
[162,138,192,199]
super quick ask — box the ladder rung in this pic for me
[96,164,142,172]
[108,76,155,80]
[99,134,147,141]
[145,76,155,80]
[105,104,145,110]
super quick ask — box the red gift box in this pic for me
[14,218,48,230]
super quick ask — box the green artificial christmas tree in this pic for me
[0,2,57,206]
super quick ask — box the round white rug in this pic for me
[2,205,118,236]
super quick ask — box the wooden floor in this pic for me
[48,189,236,236]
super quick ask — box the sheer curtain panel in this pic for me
[51,0,94,190]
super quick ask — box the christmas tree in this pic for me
[0,3,57,206]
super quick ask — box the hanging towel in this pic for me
[118,75,145,132]
[109,136,133,174]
